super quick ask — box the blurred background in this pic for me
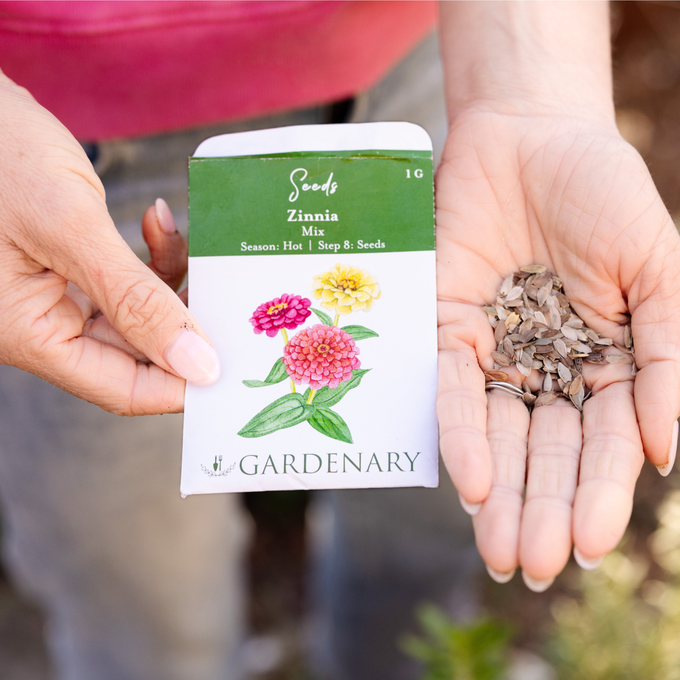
[3,2,680,679]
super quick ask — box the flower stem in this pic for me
[333,314,339,326]
[306,389,317,405]
[280,330,294,391]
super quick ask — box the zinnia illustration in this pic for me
[312,264,381,315]
[250,294,311,337]
[239,271,378,444]
[283,325,360,389]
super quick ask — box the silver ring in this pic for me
[485,381,525,398]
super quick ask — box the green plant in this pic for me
[547,550,664,680]
[548,490,680,680]
[402,604,512,680]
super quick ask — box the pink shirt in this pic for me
[0,1,437,140]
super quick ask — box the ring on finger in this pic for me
[485,381,525,398]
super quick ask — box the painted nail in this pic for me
[155,197,178,234]
[458,493,481,516]
[486,565,515,584]
[657,420,678,477]
[573,546,604,571]
[165,328,220,385]
[522,571,554,593]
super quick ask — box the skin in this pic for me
[437,2,680,585]
[0,73,208,415]
[0,1,677,587]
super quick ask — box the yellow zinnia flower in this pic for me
[312,264,381,315]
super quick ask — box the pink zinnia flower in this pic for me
[283,325,360,389]
[250,294,312,337]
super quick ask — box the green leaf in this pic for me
[341,325,379,340]
[242,357,288,388]
[308,407,353,443]
[303,368,370,408]
[238,393,313,438]
[311,307,333,325]
[401,604,513,680]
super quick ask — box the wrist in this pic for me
[439,1,616,129]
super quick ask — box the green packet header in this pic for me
[188,149,434,257]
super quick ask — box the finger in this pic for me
[143,198,188,292]
[51,334,184,415]
[14,279,183,414]
[634,360,680,471]
[627,237,680,470]
[22,194,218,386]
[438,303,497,505]
[473,389,529,580]
[573,381,643,562]
[519,399,582,587]
[64,282,99,320]
[64,282,150,361]
[438,347,492,504]
[83,316,149,362]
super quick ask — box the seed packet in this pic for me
[181,122,438,495]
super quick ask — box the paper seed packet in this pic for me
[180,122,438,495]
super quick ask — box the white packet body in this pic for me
[181,122,438,495]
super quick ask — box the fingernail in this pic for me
[155,197,177,234]
[458,493,481,516]
[522,571,554,593]
[657,420,678,477]
[486,565,515,584]
[165,328,220,385]
[573,546,604,571]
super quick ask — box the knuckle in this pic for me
[109,278,168,340]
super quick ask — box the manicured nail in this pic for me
[486,565,515,584]
[458,493,481,516]
[155,197,177,234]
[657,420,678,477]
[165,328,220,385]
[522,571,554,593]
[573,546,604,571]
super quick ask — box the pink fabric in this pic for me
[0,1,437,140]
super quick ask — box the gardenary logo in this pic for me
[200,456,237,477]
[201,450,421,478]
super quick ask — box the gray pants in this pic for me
[0,33,480,680]
[0,369,249,680]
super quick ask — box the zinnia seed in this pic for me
[606,354,627,364]
[486,266,634,411]
[535,392,558,408]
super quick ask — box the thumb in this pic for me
[29,197,219,386]
[87,234,219,385]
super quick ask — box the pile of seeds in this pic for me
[483,265,634,411]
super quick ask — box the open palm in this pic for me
[436,109,680,587]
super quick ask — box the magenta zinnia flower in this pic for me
[250,294,312,337]
[283,324,360,389]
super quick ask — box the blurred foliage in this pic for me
[548,489,680,680]
[403,487,680,680]
[402,604,512,680]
